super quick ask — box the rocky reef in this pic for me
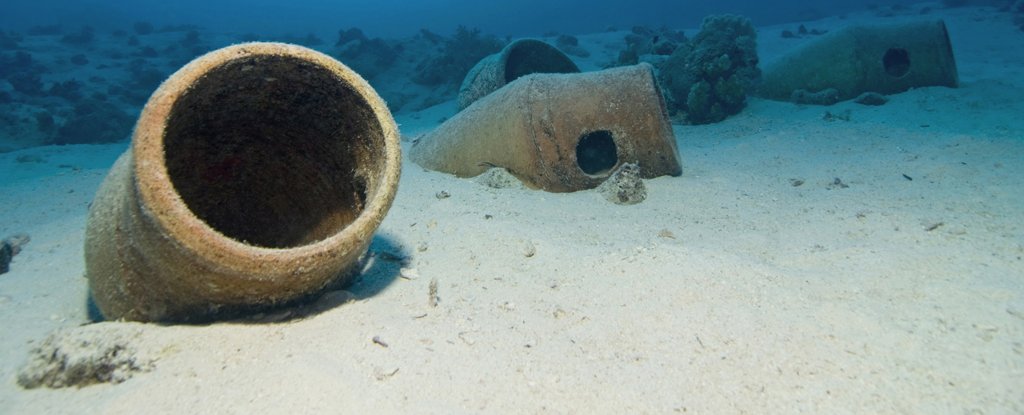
[656,15,760,124]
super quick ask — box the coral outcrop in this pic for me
[412,26,504,89]
[334,27,399,80]
[609,26,686,67]
[657,15,760,124]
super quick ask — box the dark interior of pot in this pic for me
[504,41,580,83]
[163,54,383,248]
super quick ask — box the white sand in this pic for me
[1,5,1022,414]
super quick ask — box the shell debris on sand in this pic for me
[596,163,647,205]
[17,324,154,389]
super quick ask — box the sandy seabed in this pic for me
[1,5,1022,414]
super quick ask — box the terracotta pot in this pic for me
[759,20,958,103]
[457,39,580,111]
[85,43,402,322]
[412,63,681,192]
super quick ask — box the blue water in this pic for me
[2,0,986,154]
[4,0,922,37]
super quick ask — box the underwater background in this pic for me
[1,0,1022,413]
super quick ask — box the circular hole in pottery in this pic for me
[575,130,618,176]
[883,48,910,78]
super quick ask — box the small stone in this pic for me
[435,190,450,199]
[522,240,537,258]
[399,267,420,280]
[791,88,840,105]
[822,110,851,122]
[854,92,889,106]
[597,163,647,205]
[827,177,850,189]
[473,167,524,189]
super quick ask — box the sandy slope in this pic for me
[1,4,1022,414]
